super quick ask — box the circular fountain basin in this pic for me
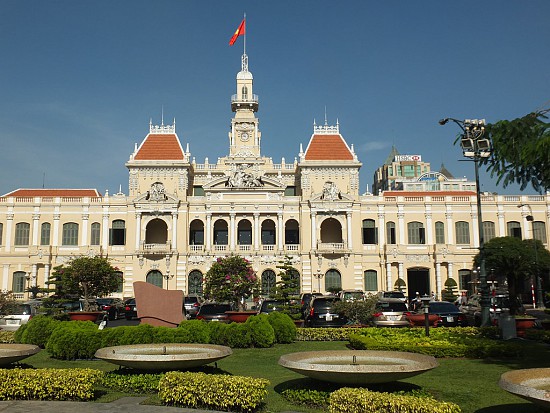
[278,350,438,384]
[0,344,40,366]
[499,368,550,408]
[95,343,232,371]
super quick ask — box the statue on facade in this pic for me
[146,182,168,201]
[226,164,264,188]
[321,181,341,201]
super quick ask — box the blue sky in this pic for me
[0,1,548,196]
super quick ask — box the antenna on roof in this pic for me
[324,106,328,125]
[161,105,164,126]
[42,172,45,189]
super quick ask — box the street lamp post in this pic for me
[439,117,491,327]
[313,270,324,293]
[518,204,545,309]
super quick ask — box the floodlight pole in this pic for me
[439,118,491,327]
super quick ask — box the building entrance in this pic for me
[407,268,430,301]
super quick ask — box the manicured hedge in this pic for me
[0,368,102,401]
[329,387,461,413]
[159,371,269,412]
[0,330,15,344]
[16,315,61,348]
[102,371,163,394]
[348,327,521,358]
[296,327,358,341]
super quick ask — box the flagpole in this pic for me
[243,13,246,57]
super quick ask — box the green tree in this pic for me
[269,256,301,320]
[50,256,121,311]
[473,237,550,314]
[484,109,550,193]
[203,255,259,311]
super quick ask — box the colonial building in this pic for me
[1,52,549,301]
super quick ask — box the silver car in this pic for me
[372,298,410,327]
[0,303,36,331]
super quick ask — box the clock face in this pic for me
[240,132,250,142]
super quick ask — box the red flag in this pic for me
[229,19,246,46]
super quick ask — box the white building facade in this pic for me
[1,53,549,301]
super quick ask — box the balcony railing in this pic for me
[189,245,204,252]
[317,242,348,252]
[140,242,172,254]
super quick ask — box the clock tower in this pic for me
[228,53,261,159]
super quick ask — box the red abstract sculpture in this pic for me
[133,281,184,327]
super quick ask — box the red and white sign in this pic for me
[395,155,422,162]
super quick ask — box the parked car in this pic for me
[0,302,36,331]
[196,303,232,322]
[377,291,408,304]
[422,301,467,327]
[60,299,100,313]
[258,299,286,315]
[461,292,525,326]
[96,298,126,320]
[124,298,137,320]
[184,295,204,319]
[300,292,323,318]
[304,296,347,328]
[339,290,365,302]
[372,298,410,327]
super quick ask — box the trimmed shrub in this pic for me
[0,330,15,344]
[159,371,269,412]
[245,314,275,348]
[0,368,102,401]
[102,371,163,393]
[282,388,331,409]
[296,327,357,341]
[176,319,210,343]
[46,321,101,360]
[329,387,461,413]
[17,315,61,348]
[207,321,230,345]
[267,312,296,343]
[224,322,252,348]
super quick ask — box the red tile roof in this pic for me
[3,189,101,197]
[134,133,184,161]
[304,134,354,161]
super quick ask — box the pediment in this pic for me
[133,181,180,207]
[203,175,285,191]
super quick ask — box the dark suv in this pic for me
[304,296,346,328]
[300,292,323,318]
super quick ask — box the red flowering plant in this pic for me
[204,255,259,311]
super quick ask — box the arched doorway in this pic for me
[145,219,168,244]
[188,270,203,295]
[261,269,276,296]
[320,218,343,244]
[325,269,341,293]
[407,267,430,300]
[146,270,163,288]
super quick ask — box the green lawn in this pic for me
[19,339,550,412]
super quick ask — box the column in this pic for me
[378,211,386,249]
[397,211,405,245]
[52,213,60,247]
[206,213,212,252]
[445,211,453,246]
[44,264,50,289]
[497,209,505,236]
[31,263,38,288]
[311,211,317,249]
[172,212,178,250]
[398,262,404,281]
[253,213,260,251]
[277,212,283,251]
[346,212,353,249]
[386,261,392,291]
[32,213,40,246]
[471,210,479,248]
[425,208,433,245]
[102,213,109,250]
[447,262,454,280]
[435,262,442,300]
[5,213,13,252]
[135,212,142,250]
[521,212,531,239]
[230,213,236,251]
[81,213,89,246]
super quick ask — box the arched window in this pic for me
[189,220,204,245]
[14,222,30,246]
[533,221,547,243]
[261,269,276,296]
[483,221,495,242]
[458,269,472,292]
[188,270,203,295]
[455,221,470,244]
[362,219,377,244]
[110,220,126,245]
[364,270,377,291]
[40,222,51,246]
[12,271,26,293]
[386,221,396,244]
[146,270,163,288]
[261,220,276,245]
[237,220,252,245]
[242,85,248,100]
[435,221,445,244]
[91,222,101,245]
[289,269,301,295]
[507,221,522,239]
[62,222,79,246]
[407,222,425,244]
[325,269,341,292]
[213,219,228,245]
[284,219,300,245]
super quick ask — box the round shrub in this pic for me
[13,323,27,343]
[46,321,101,360]
[245,314,275,348]
[153,326,177,343]
[224,322,252,348]
[117,324,156,345]
[267,312,296,343]
[176,319,210,343]
[207,321,230,345]
[17,315,61,348]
